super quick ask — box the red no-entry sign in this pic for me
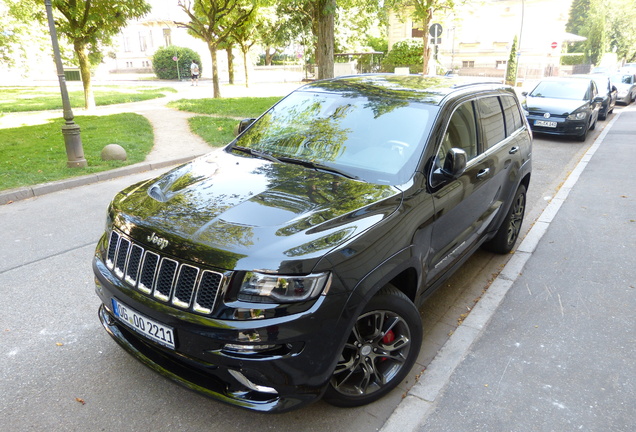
[551,42,558,49]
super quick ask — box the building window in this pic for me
[139,32,147,52]
[496,60,507,69]
[163,28,172,47]
[123,36,131,53]
[462,61,475,68]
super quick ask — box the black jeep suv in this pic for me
[93,74,532,413]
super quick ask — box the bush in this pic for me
[153,46,202,80]
[561,54,585,66]
[381,40,423,74]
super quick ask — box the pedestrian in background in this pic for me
[190,60,199,86]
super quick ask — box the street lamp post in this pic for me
[44,0,87,168]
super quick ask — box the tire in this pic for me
[483,184,526,254]
[576,123,588,142]
[323,285,422,408]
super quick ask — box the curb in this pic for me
[379,108,625,432]
[0,155,201,205]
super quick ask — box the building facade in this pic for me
[388,0,579,81]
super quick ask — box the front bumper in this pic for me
[526,115,587,137]
[94,256,349,413]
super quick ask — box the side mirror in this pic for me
[234,118,256,136]
[612,86,618,92]
[593,96,605,103]
[521,91,528,97]
[432,148,467,186]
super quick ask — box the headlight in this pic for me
[238,272,331,303]
[567,111,587,120]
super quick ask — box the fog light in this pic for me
[229,369,278,394]
[224,343,277,353]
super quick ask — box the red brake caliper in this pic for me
[380,330,395,361]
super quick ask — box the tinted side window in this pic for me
[437,101,478,168]
[500,95,524,136]
[476,97,505,149]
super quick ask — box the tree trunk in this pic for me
[226,46,235,85]
[242,49,250,88]
[316,0,335,80]
[265,47,275,66]
[74,41,95,109]
[421,10,433,75]
[209,44,221,98]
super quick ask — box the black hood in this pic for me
[110,151,402,273]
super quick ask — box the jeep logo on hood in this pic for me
[147,232,169,249]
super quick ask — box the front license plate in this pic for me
[535,120,557,128]
[112,299,175,349]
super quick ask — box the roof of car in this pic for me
[299,74,511,106]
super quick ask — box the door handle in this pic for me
[476,168,490,178]
[509,146,519,154]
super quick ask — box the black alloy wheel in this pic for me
[483,184,526,254]
[323,286,422,407]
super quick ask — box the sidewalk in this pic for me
[382,106,636,431]
[0,80,303,204]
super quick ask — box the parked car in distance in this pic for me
[611,72,636,104]
[573,74,617,120]
[93,74,532,413]
[522,77,603,141]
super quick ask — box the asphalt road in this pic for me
[0,108,621,431]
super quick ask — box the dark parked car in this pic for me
[612,72,636,104]
[93,75,532,413]
[523,77,603,141]
[573,74,617,120]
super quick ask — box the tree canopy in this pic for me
[177,0,258,98]
[47,0,151,108]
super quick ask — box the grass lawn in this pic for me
[167,96,281,118]
[0,113,153,191]
[188,116,238,147]
[169,96,282,147]
[0,86,177,114]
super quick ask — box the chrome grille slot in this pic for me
[105,230,223,315]
[195,270,222,314]
[139,252,159,294]
[173,265,199,308]
[153,259,178,301]
[125,244,144,286]
[114,238,130,278]
[106,231,119,269]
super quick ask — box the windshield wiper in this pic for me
[277,156,360,180]
[231,146,281,163]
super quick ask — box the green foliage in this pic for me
[560,54,586,66]
[565,0,590,53]
[152,46,202,80]
[505,36,518,86]
[382,40,423,73]
[0,113,153,191]
[566,0,636,64]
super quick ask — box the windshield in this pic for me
[232,90,438,185]
[530,80,589,100]
[612,74,634,85]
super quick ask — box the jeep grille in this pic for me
[105,230,223,314]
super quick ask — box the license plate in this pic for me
[535,120,557,128]
[112,299,176,349]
